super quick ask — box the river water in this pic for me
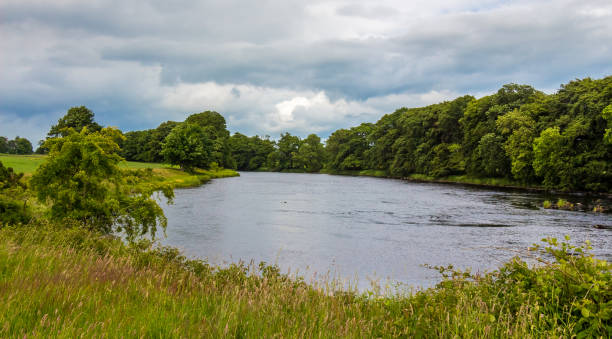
[161,172,611,290]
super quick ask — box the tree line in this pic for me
[0,136,33,154]
[8,75,612,192]
[120,76,611,192]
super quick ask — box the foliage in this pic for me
[294,134,326,172]
[0,136,33,154]
[185,111,235,168]
[161,123,213,172]
[47,106,102,138]
[0,161,31,225]
[327,76,611,192]
[604,104,612,144]
[326,123,373,171]
[533,127,572,189]
[30,128,173,239]
[1,224,609,337]
[115,75,611,191]
[0,161,24,190]
[0,136,7,153]
[228,133,275,170]
[505,237,611,337]
[121,121,181,163]
[273,132,301,170]
[477,133,510,177]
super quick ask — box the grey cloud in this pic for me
[336,4,398,19]
[1,0,611,139]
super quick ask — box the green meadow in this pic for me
[0,154,171,174]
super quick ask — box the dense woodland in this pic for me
[119,76,612,192]
[2,76,611,192]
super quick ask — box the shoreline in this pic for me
[248,168,612,198]
[148,167,239,189]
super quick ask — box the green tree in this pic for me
[228,132,252,170]
[161,123,213,172]
[35,140,48,154]
[30,128,172,239]
[248,136,275,170]
[0,161,31,225]
[275,132,301,170]
[4,137,33,154]
[532,127,573,189]
[295,134,325,172]
[429,143,464,177]
[228,133,275,170]
[48,106,102,138]
[477,133,510,177]
[496,109,537,182]
[603,104,612,144]
[13,137,33,154]
[326,124,373,171]
[0,137,8,153]
[185,111,234,168]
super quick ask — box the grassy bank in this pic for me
[0,224,609,337]
[0,154,172,174]
[147,167,239,188]
[0,154,238,189]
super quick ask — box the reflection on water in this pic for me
[161,172,612,290]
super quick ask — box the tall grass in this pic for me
[1,224,608,337]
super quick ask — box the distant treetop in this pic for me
[48,106,102,138]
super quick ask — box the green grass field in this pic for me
[0,154,172,174]
[0,154,238,191]
[0,154,48,174]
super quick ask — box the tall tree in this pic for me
[12,137,33,154]
[31,127,173,239]
[603,104,612,144]
[48,106,102,138]
[275,132,301,170]
[295,134,326,172]
[0,137,8,153]
[186,111,234,168]
[161,123,213,172]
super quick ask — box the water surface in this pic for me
[161,172,612,290]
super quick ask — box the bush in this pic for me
[30,128,173,240]
[0,196,31,225]
[435,236,612,337]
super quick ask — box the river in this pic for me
[161,172,612,290]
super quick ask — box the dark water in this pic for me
[161,172,612,290]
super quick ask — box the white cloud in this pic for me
[0,0,611,139]
[159,78,461,137]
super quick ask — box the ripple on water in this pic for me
[161,172,612,291]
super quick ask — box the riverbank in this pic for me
[321,168,548,191]
[147,167,239,189]
[0,223,608,337]
[254,167,545,192]
[0,153,239,189]
[318,169,612,199]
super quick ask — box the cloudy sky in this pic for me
[1,0,611,142]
